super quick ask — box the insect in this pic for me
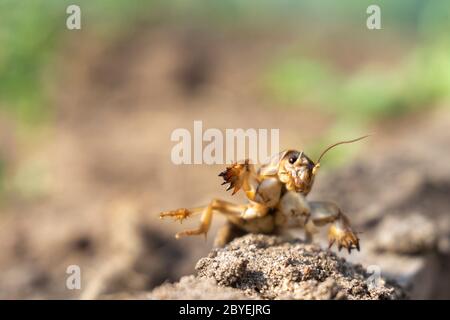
[160,136,369,253]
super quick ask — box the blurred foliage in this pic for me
[0,157,4,195]
[0,0,155,200]
[0,1,59,124]
[262,1,450,166]
[0,0,157,125]
[1,0,448,125]
[265,42,450,166]
[265,45,450,123]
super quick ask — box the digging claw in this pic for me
[219,161,250,195]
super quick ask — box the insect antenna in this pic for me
[312,135,371,175]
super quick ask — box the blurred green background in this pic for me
[1,1,449,122]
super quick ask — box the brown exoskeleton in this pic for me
[160,136,369,253]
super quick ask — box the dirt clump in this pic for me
[150,234,406,300]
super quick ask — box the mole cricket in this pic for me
[160,136,369,253]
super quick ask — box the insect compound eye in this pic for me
[288,152,300,164]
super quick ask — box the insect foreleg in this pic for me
[309,201,360,253]
[219,160,260,200]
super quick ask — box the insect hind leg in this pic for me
[161,199,246,240]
